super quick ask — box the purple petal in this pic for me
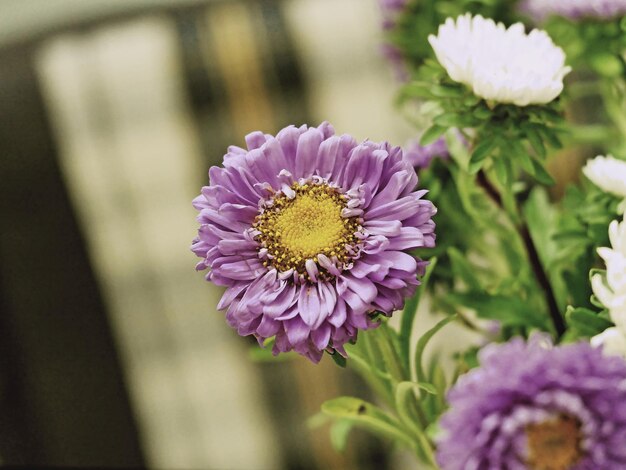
[284,317,310,345]
[295,128,323,178]
[311,324,331,350]
[298,285,321,327]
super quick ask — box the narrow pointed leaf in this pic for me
[414,315,457,382]
[321,397,416,449]
[399,258,438,376]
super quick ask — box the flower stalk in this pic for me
[477,169,566,336]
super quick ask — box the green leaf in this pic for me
[472,106,492,120]
[321,397,416,449]
[463,94,481,107]
[492,156,511,187]
[330,419,354,452]
[448,248,481,291]
[433,112,465,128]
[447,292,550,330]
[329,351,347,368]
[431,84,465,98]
[414,315,457,383]
[525,128,547,158]
[344,340,395,407]
[394,382,426,429]
[468,137,497,174]
[415,381,438,395]
[420,125,447,146]
[537,126,563,149]
[531,158,555,185]
[375,324,406,381]
[399,258,438,376]
[565,306,613,338]
[517,151,536,175]
[400,81,435,99]
[394,382,438,467]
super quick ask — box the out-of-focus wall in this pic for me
[36,16,282,469]
[285,0,415,144]
[1,0,426,469]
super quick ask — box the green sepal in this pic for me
[329,351,347,368]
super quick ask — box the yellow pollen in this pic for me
[525,415,583,470]
[254,182,360,278]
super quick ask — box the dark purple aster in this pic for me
[404,136,450,170]
[191,122,436,362]
[521,0,626,21]
[437,335,626,469]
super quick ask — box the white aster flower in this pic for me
[583,155,626,205]
[428,14,571,106]
[592,217,626,332]
[591,327,626,358]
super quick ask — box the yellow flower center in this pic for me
[525,416,583,470]
[255,182,360,278]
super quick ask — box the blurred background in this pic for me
[0,0,433,468]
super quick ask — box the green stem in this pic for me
[476,170,565,336]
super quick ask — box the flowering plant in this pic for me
[191,1,626,468]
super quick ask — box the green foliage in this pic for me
[542,17,626,79]
[314,3,626,466]
[400,61,565,186]
[546,183,621,310]
[447,292,551,330]
[562,306,614,342]
[414,315,458,382]
[400,259,438,370]
[320,279,457,467]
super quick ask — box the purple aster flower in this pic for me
[521,0,626,21]
[404,136,450,170]
[437,335,626,469]
[191,122,436,362]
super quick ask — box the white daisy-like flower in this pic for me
[591,217,626,356]
[592,327,626,357]
[592,218,626,325]
[583,155,626,204]
[428,14,571,106]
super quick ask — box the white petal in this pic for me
[592,327,626,358]
[592,273,616,308]
[583,155,626,199]
[593,216,626,324]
